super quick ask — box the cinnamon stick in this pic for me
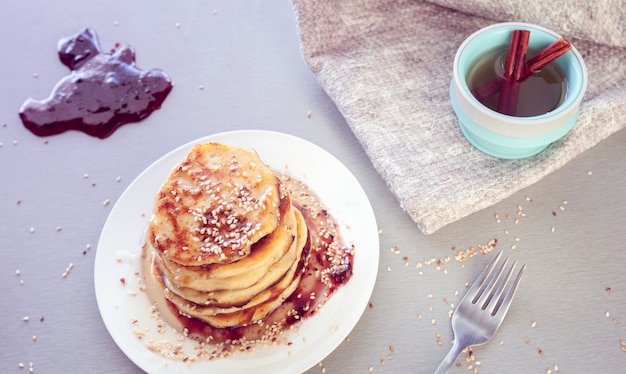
[513,31,530,81]
[470,36,572,104]
[497,29,529,115]
[470,78,502,102]
[506,30,530,115]
[503,30,523,80]
[525,37,571,75]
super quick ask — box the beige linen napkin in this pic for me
[292,0,626,234]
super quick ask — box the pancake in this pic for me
[161,216,298,306]
[161,208,308,314]
[147,143,284,267]
[163,211,309,328]
[168,270,303,329]
[157,207,298,300]
[156,191,295,292]
[144,142,312,330]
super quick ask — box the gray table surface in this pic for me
[2,1,626,373]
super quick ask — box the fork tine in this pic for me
[475,256,510,309]
[485,259,517,315]
[467,251,503,304]
[492,263,527,316]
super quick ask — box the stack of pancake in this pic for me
[146,143,308,328]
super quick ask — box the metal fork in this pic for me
[434,251,526,374]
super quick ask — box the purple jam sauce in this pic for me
[19,28,172,138]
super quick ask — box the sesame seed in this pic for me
[23,316,29,321]
[531,321,537,328]
[103,198,111,207]
[62,263,74,278]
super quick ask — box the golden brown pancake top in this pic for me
[147,143,283,266]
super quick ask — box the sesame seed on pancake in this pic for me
[147,143,283,267]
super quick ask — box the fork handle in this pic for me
[434,340,465,374]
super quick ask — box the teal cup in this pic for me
[450,22,588,159]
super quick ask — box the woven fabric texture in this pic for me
[293,0,626,234]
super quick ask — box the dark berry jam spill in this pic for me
[19,28,172,139]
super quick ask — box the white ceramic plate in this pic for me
[95,130,379,373]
